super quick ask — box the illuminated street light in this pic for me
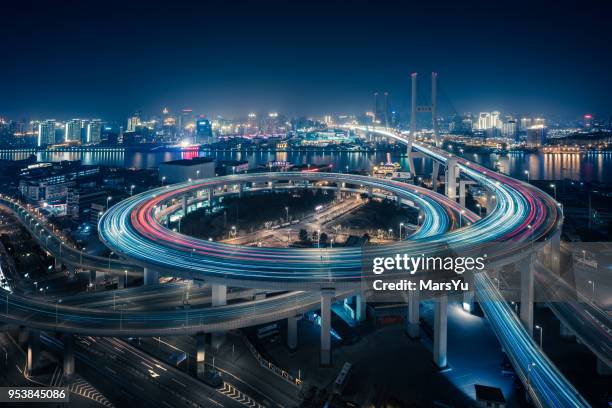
[549,183,557,200]
[535,325,543,349]
[524,170,530,183]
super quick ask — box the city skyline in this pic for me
[1,0,611,120]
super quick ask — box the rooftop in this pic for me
[159,157,215,167]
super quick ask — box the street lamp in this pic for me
[549,183,557,200]
[524,170,530,183]
[535,325,543,349]
[417,214,422,227]
[124,270,128,288]
[527,362,537,396]
[476,203,482,217]
[130,185,135,196]
[162,176,166,186]
[399,222,404,240]
[285,206,289,223]
[106,196,112,211]
[587,280,595,296]
[317,229,321,248]
[459,210,465,228]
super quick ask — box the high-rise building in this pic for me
[127,115,140,132]
[86,119,102,144]
[37,119,56,147]
[65,119,81,142]
[195,118,213,144]
[520,117,532,130]
[526,125,547,147]
[501,119,518,141]
[178,109,194,135]
[478,112,491,130]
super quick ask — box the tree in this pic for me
[319,232,328,246]
[298,229,309,242]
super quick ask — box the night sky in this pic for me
[1,0,611,120]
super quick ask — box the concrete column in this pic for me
[320,288,334,367]
[355,293,366,322]
[117,273,125,289]
[211,284,227,349]
[433,295,448,369]
[485,192,495,214]
[406,289,420,339]
[26,330,40,375]
[459,180,476,208]
[444,159,458,200]
[143,268,159,286]
[63,334,75,382]
[596,359,612,376]
[431,162,440,191]
[89,270,96,285]
[182,195,188,215]
[462,273,475,313]
[462,290,475,314]
[549,233,561,275]
[367,186,373,199]
[196,333,206,377]
[238,183,244,198]
[212,284,227,306]
[520,256,534,337]
[287,315,299,351]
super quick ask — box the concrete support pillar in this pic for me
[433,295,448,369]
[485,192,495,214]
[117,273,125,289]
[406,289,420,339]
[196,333,206,377]
[143,268,159,286]
[462,290,475,314]
[63,334,75,382]
[520,256,534,337]
[431,162,440,191]
[89,270,96,285]
[320,288,334,367]
[444,159,458,200]
[596,359,612,376]
[355,293,366,322]
[238,183,244,198]
[367,186,373,199]
[211,284,227,349]
[549,233,561,275]
[26,330,40,375]
[287,315,299,351]
[182,195,188,215]
[459,180,476,209]
[396,195,402,208]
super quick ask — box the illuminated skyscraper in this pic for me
[478,112,491,130]
[195,118,213,144]
[178,109,194,135]
[37,119,56,147]
[64,119,81,142]
[127,115,140,132]
[87,119,102,144]
[526,125,547,147]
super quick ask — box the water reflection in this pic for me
[1,149,611,182]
